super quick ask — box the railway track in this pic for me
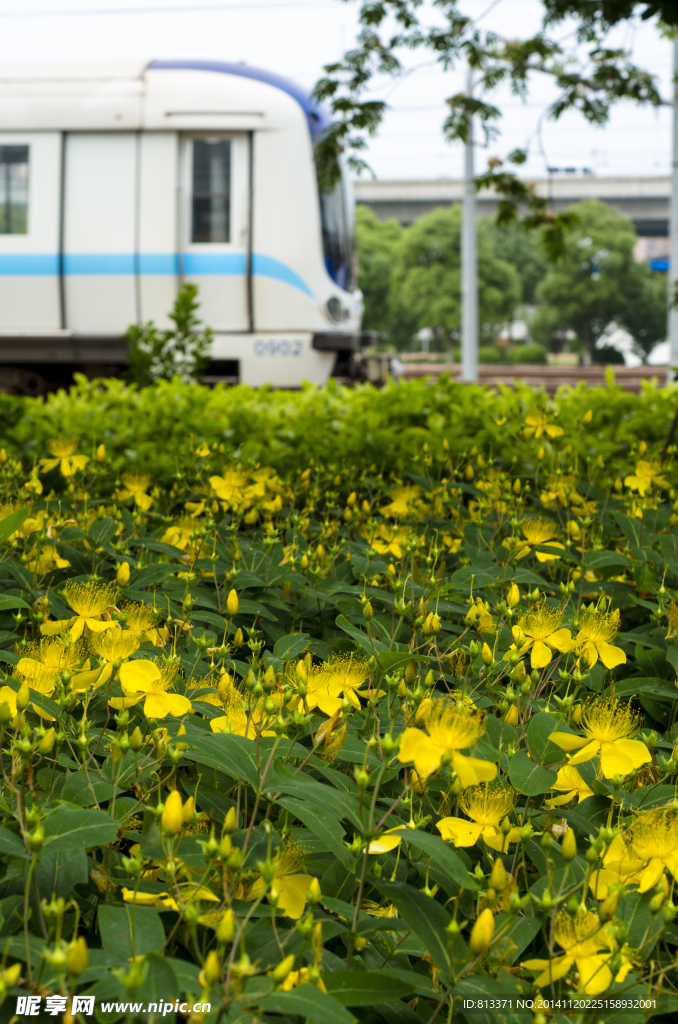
[401,362,670,394]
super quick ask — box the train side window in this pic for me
[191,139,231,243]
[0,146,29,235]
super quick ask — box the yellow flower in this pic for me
[26,543,70,575]
[118,473,153,510]
[367,827,406,855]
[209,468,250,508]
[624,806,678,893]
[247,848,314,919]
[546,764,593,807]
[364,523,408,559]
[73,627,142,691]
[279,968,327,992]
[208,672,279,738]
[523,411,563,440]
[380,485,425,519]
[307,655,371,711]
[40,580,118,641]
[515,517,565,561]
[437,781,518,852]
[522,910,630,995]
[397,700,497,787]
[112,661,192,718]
[624,459,668,496]
[513,606,573,669]
[39,437,89,477]
[123,602,166,646]
[573,607,626,670]
[549,697,652,779]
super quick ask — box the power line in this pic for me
[0,1,335,16]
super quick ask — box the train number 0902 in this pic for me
[254,339,303,357]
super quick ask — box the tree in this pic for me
[392,205,521,343]
[529,199,667,362]
[355,205,419,347]
[489,222,546,306]
[618,267,668,361]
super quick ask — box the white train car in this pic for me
[0,60,364,392]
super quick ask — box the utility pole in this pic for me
[669,35,678,376]
[461,64,478,382]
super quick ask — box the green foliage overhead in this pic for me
[0,381,678,1019]
[312,0,668,240]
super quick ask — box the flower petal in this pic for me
[165,694,192,717]
[86,618,118,633]
[546,628,574,653]
[596,641,626,669]
[599,741,634,779]
[530,639,552,668]
[120,660,162,694]
[436,817,484,846]
[577,956,613,996]
[638,857,665,894]
[144,692,171,718]
[612,738,651,770]
[40,618,76,636]
[548,731,589,751]
[367,831,402,854]
[278,874,313,919]
[451,752,497,787]
[568,739,602,765]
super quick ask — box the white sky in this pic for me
[0,0,672,180]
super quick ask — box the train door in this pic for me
[0,133,61,330]
[179,134,251,331]
[62,133,137,334]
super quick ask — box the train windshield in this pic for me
[317,163,357,292]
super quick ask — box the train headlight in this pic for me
[325,297,348,323]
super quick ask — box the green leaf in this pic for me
[526,711,563,766]
[450,567,498,590]
[273,632,312,662]
[508,750,557,795]
[374,880,451,981]
[583,550,632,569]
[612,511,641,549]
[0,823,27,858]
[393,829,478,890]
[60,775,121,807]
[335,614,387,654]
[98,904,166,962]
[278,796,353,870]
[182,726,260,788]
[257,984,356,1024]
[267,761,363,830]
[0,594,29,610]
[0,508,29,545]
[43,808,118,852]
[492,912,542,963]
[133,564,178,588]
[323,971,414,1005]
[377,651,431,672]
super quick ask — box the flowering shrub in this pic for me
[0,382,677,1022]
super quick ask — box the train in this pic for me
[0,60,366,393]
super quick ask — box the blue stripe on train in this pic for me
[0,252,315,299]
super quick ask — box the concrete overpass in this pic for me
[353,175,671,237]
